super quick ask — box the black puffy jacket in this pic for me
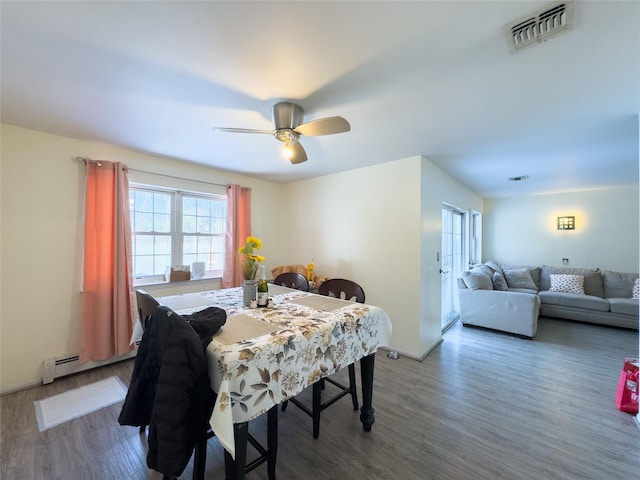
[118,305,226,477]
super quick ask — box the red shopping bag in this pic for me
[616,358,639,414]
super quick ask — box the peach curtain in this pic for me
[222,184,251,288]
[80,160,135,362]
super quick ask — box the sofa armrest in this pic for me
[457,288,541,337]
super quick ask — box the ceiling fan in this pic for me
[214,102,350,164]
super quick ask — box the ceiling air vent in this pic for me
[508,175,529,182]
[504,1,575,53]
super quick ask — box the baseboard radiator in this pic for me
[42,350,137,384]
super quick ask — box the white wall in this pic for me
[283,157,423,356]
[0,124,287,393]
[283,156,483,359]
[484,186,639,273]
[17,122,627,391]
[419,157,484,355]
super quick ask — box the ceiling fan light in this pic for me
[282,142,295,159]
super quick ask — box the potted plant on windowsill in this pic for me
[238,236,265,306]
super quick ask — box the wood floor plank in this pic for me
[1,317,639,479]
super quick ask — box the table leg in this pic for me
[359,352,376,431]
[267,405,278,480]
[224,421,248,480]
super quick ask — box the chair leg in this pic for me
[312,382,322,439]
[192,427,208,480]
[348,363,359,411]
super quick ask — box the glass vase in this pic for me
[243,279,257,307]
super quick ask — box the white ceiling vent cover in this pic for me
[504,1,575,53]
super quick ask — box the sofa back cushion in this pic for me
[602,270,639,299]
[539,265,604,298]
[503,267,538,290]
[491,272,509,291]
[461,268,493,290]
[500,264,540,289]
[484,260,504,278]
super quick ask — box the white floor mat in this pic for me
[34,376,127,432]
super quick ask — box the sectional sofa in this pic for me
[457,261,639,337]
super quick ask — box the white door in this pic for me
[441,205,465,331]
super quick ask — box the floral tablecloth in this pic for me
[157,286,392,459]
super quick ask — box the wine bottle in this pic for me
[257,265,268,307]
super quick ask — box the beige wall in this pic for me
[283,156,483,359]
[0,124,288,393]
[419,157,484,356]
[484,186,639,273]
[4,123,632,393]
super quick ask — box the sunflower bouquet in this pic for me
[238,236,265,280]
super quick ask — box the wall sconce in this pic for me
[557,216,575,230]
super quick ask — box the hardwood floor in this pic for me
[2,317,639,479]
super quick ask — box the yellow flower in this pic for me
[246,236,262,249]
[238,236,266,280]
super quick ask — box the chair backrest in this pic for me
[273,272,310,291]
[318,278,365,303]
[136,289,159,330]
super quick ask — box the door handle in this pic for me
[440,269,450,274]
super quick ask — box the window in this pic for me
[470,210,483,266]
[129,185,226,284]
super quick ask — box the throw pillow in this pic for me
[491,272,508,291]
[549,274,585,294]
[484,260,504,278]
[503,268,537,290]
[633,278,639,299]
[461,269,493,290]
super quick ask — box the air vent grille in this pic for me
[505,1,575,52]
[508,175,529,182]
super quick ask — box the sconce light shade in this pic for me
[557,216,575,230]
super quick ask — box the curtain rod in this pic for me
[76,157,227,188]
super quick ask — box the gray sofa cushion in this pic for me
[509,287,538,295]
[538,291,609,312]
[500,264,540,289]
[491,272,508,291]
[462,269,492,290]
[475,264,494,278]
[609,298,639,316]
[484,260,504,277]
[540,265,604,298]
[503,268,537,290]
[602,270,638,299]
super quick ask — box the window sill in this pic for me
[134,276,221,290]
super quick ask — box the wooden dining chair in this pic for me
[273,272,309,291]
[318,278,366,303]
[283,278,364,439]
[136,289,159,331]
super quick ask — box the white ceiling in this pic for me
[1,1,638,198]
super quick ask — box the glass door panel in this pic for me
[441,205,465,332]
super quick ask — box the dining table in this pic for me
[156,284,393,480]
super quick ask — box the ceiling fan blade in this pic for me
[213,127,274,135]
[294,116,350,136]
[289,142,308,164]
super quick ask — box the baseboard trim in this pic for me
[1,381,42,397]
[379,338,444,362]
